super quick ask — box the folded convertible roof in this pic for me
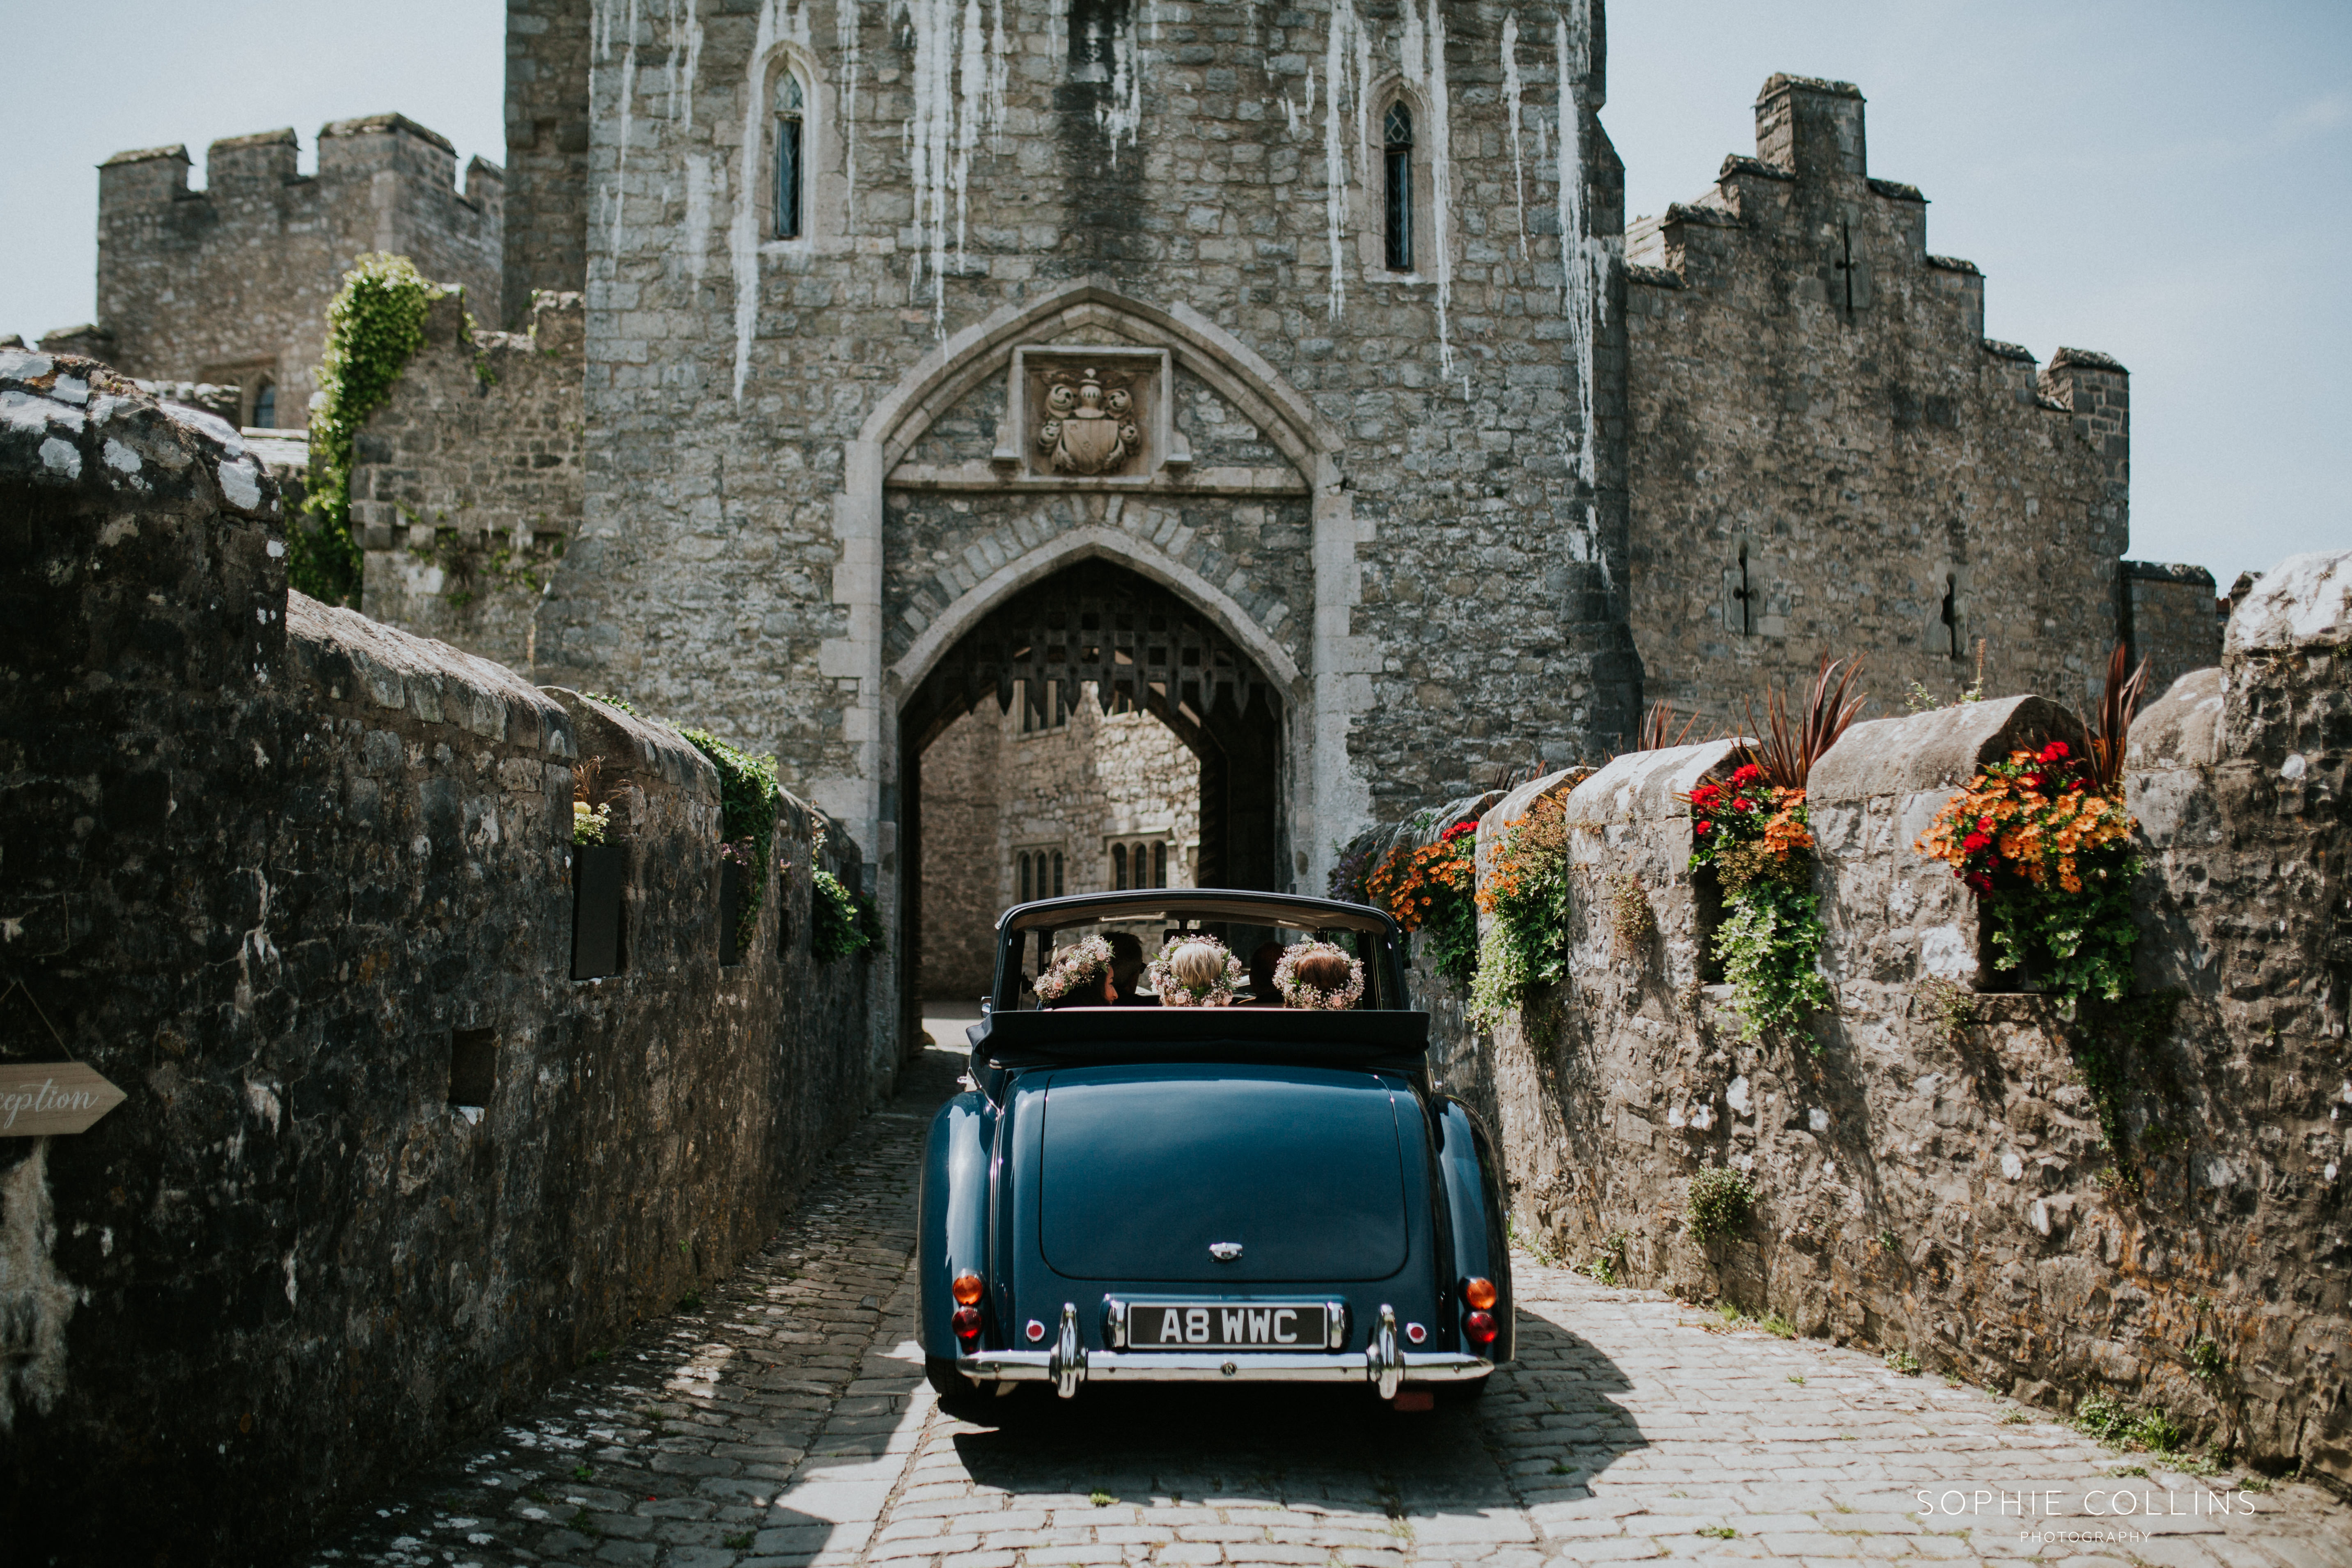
[997,888,1396,935]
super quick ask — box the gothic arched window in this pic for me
[1153,841,1167,888]
[1052,851,1065,897]
[250,377,276,430]
[773,71,806,240]
[1112,842,1129,890]
[1383,101,1414,272]
[1020,853,1032,903]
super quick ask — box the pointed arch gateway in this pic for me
[820,279,1374,1053]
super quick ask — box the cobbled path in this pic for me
[316,1044,2346,1568]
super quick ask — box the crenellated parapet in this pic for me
[1625,73,2133,728]
[84,114,503,430]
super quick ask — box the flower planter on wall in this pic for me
[572,843,628,980]
[719,858,743,967]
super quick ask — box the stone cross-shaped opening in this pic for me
[1832,219,1858,317]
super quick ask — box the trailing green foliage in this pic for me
[1714,883,1836,1041]
[583,692,637,715]
[299,253,445,606]
[1685,1165,1756,1245]
[1987,870,2142,1015]
[2075,1395,2184,1453]
[680,728,781,950]
[2065,991,2184,1191]
[1467,795,1571,1028]
[812,869,872,962]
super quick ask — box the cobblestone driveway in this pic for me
[316,1045,2345,1568]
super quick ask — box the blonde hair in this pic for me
[1167,941,1226,992]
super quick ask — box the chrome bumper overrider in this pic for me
[958,1303,1492,1397]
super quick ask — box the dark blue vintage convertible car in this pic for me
[918,889,1513,1416]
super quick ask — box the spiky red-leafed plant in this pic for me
[2087,642,2151,791]
[1638,699,1708,752]
[1739,655,1868,790]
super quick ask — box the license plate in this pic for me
[1129,1302,1330,1351]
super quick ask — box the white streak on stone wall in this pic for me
[901,0,1006,329]
[612,0,641,264]
[837,0,862,229]
[1555,2,1594,486]
[685,154,713,286]
[1502,12,1528,258]
[675,0,704,131]
[1096,2,1146,159]
[956,0,986,260]
[1418,0,1456,381]
[1321,0,1364,319]
[987,0,1008,149]
[730,0,784,398]
[0,1142,76,1434]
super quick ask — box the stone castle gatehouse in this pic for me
[57,0,2229,1054]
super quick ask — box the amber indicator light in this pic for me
[1463,1277,1497,1311]
[951,1272,985,1305]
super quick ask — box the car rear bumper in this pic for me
[964,1348,1494,1385]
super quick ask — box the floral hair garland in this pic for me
[1147,935,1243,1007]
[1033,934,1114,1002]
[1272,940,1366,1011]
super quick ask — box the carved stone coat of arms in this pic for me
[1036,369,1140,475]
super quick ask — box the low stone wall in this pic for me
[1381,552,2350,1487]
[0,353,879,1563]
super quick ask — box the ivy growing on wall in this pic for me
[680,728,782,950]
[297,253,445,606]
[812,870,875,962]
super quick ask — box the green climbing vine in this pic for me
[680,728,782,951]
[297,253,445,606]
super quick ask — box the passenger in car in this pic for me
[1240,940,1286,1004]
[1105,933,1159,1005]
[1275,941,1365,1009]
[1034,934,1119,1007]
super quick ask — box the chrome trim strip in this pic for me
[961,1349,1491,1385]
[1103,1297,1129,1350]
[1324,1299,1346,1351]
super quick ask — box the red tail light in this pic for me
[951,1305,982,1340]
[1465,1309,1497,1345]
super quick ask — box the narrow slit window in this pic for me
[774,73,805,240]
[1153,841,1167,888]
[1053,850,1064,896]
[1020,853,1032,903]
[1113,843,1129,890]
[1942,574,1962,658]
[1383,102,1414,273]
[250,378,276,430]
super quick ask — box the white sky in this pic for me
[2,0,2343,591]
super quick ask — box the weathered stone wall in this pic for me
[506,0,1639,1061]
[2124,557,2223,697]
[503,0,595,325]
[1374,550,2352,1485]
[89,115,503,425]
[356,291,588,671]
[918,683,1200,998]
[1625,75,2130,722]
[0,352,880,1564]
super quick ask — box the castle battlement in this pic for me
[83,114,503,430]
[1623,73,2153,722]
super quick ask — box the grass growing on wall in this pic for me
[298,253,445,606]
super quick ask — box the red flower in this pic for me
[1965,871,1994,894]
[1688,784,1722,807]
[2022,774,2044,790]
[1729,764,1763,786]
[1961,832,1991,853]
[1440,820,1477,844]
[2038,741,2070,763]
[1695,820,1712,835]
[1977,816,1994,832]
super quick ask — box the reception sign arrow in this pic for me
[1,1061,126,1136]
